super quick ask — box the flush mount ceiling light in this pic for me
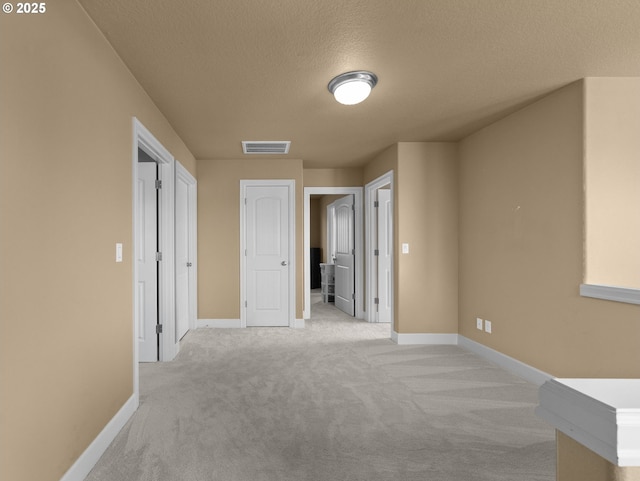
[328,70,378,105]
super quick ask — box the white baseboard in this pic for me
[197,319,242,328]
[389,331,552,386]
[59,394,137,481]
[392,331,458,345]
[458,336,553,386]
[197,319,305,329]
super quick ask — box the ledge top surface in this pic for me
[553,378,640,410]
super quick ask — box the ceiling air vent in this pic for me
[242,141,291,155]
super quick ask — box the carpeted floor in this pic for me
[85,294,555,480]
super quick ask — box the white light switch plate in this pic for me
[402,243,409,254]
[476,318,483,330]
[116,243,123,263]
[484,320,492,333]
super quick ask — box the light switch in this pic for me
[402,243,409,254]
[116,243,123,263]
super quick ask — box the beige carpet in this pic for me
[85,297,555,480]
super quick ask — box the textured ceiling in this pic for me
[77,0,640,167]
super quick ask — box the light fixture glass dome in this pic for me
[328,71,378,105]
[333,80,372,105]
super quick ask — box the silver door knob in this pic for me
[281,261,288,266]
[187,262,192,267]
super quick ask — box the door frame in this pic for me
[303,187,363,320]
[132,118,177,396]
[175,161,198,336]
[240,179,296,328]
[365,171,394,328]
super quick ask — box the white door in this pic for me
[246,185,291,327]
[333,195,355,316]
[175,171,191,341]
[377,189,392,323]
[327,202,336,263]
[137,162,158,362]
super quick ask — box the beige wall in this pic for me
[198,165,365,320]
[557,432,640,481]
[197,159,304,320]
[584,77,640,288]
[363,144,398,185]
[303,168,363,187]
[458,81,640,378]
[362,142,458,334]
[0,2,196,481]
[395,143,459,334]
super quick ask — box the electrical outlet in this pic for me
[484,320,492,334]
[476,318,483,330]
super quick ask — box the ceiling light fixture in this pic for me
[328,70,378,105]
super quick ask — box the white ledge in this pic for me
[580,284,640,305]
[536,378,640,466]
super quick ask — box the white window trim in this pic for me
[580,284,640,305]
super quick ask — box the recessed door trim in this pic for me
[240,179,296,328]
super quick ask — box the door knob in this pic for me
[281,261,288,266]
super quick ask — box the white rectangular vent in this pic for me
[242,141,290,155]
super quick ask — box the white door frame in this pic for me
[365,171,394,328]
[132,118,177,398]
[175,161,198,335]
[240,179,296,328]
[303,187,363,320]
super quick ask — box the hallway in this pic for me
[85,308,554,481]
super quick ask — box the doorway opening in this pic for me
[132,118,177,400]
[312,194,356,317]
[304,187,363,321]
[137,149,160,362]
[365,171,394,333]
